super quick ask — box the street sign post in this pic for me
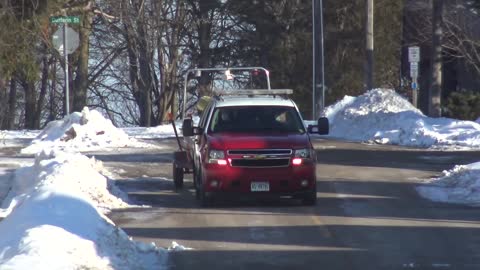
[408,46,420,108]
[50,16,80,116]
[408,46,420,63]
[410,62,418,78]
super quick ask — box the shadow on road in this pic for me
[107,139,480,269]
[113,175,480,222]
[317,147,480,172]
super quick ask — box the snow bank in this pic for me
[21,107,150,154]
[417,162,480,206]
[1,150,129,216]
[326,89,480,149]
[0,151,166,269]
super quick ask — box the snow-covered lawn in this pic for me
[0,88,479,268]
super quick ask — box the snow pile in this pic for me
[325,89,480,149]
[323,89,480,205]
[21,107,150,154]
[1,150,129,216]
[0,151,166,269]
[417,162,480,206]
[168,241,194,251]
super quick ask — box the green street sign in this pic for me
[50,16,80,24]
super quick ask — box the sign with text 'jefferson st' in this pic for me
[50,16,80,24]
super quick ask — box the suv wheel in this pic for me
[194,168,200,199]
[302,191,317,206]
[200,190,211,207]
[199,181,213,207]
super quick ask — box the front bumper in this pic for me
[202,161,316,194]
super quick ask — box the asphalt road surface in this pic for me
[99,138,480,270]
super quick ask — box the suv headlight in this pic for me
[293,148,315,166]
[294,148,312,158]
[208,149,226,164]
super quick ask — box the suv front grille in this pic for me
[230,158,290,167]
[228,149,292,155]
[228,149,292,168]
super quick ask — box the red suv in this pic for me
[181,89,329,206]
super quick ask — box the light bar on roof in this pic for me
[214,89,293,96]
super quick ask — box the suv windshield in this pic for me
[209,106,305,134]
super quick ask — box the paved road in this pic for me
[103,138,480,270]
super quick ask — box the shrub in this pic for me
[444,91,480,120]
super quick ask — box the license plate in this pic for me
[251,182,269,192]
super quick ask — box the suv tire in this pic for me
[200,189,212,207]
[194,168,201,199]
[198,178,213,207]
[302,191,317,206]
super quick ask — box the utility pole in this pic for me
[429,0,444,117]
[365,0,374,91]
[313,0,325,119]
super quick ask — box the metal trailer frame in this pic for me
[182,67,271,119]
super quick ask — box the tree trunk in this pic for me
[429,0,444,117]
[0,77,6,128]
[36,55,51,128]
[47,61,58,123]
[23,79,36,129]
[73,11,93,113]
[198,0,213,97]
[137,20,152,127]
[365,0,374,91]
[125,30,143,126]
[122,0,152,127]
[5,78,17,130]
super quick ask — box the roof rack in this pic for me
[213,89,293,97]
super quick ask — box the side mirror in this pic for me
[182,119,194,137]
[317,117,329,135]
